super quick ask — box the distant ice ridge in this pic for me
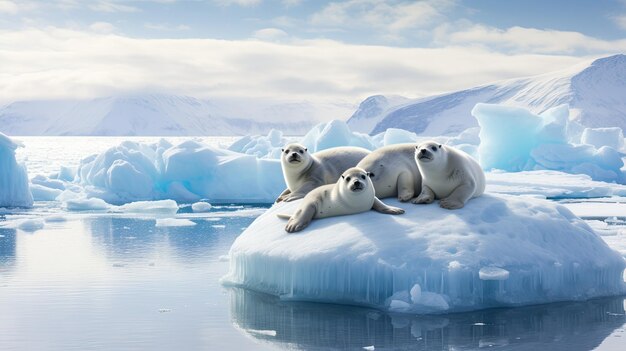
[27,112,626,206]
[473,103,626,184]
[0,132,33,207]
[223,195,626,314]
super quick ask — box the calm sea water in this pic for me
[1,137,625,350]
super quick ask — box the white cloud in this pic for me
[613,15,626,30]
[436,23,626,54]
[214,0,262,6]
[0,0,19,14]
[89,21,116,33]
[89,1,139,13]
[311,0,454,32]
[144,23,191,31]
[252,27,288,41]
[0,27,594,105]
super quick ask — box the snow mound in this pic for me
[473,104,625,183]
[191,201,212,212]
[0,133,33,207]
[74,138,285,204]
[224,194,625,314]
[581,127,625,150]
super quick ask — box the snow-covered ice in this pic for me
[486,170,626,198]
[581,127,625,151]
[301,120,376,152]
[224,194,625,314]
[0,133,33,207]
[155,218,196,227]
[473,103,625,183]
[72,139,284,204]
[64,197,110,211]
[116,200,179,214]
[191,201,213,213]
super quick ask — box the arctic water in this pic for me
[1,137,625,351]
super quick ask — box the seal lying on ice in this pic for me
[277,167,404,233]
[413,141,485,209]
[276,143,370,203]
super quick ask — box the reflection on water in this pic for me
[0,227,16,268]
[1,211,625,351]
[230,287,626,351]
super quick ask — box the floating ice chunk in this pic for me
[389,300,411,310]
[65,197,110,211]
[228,129,287,158]
[410,284,422,303]
[31,175,65,190]
[117,200,179,214]
[301,120,376,152]
[30,184,62,201]
[581,127,625,150]
[380,128,418,145]
[155,218,196,227]
[479,267,510,281]
[224,194,625,313]
[74,138,285,204]
[363,346,375,351]
[191,201,212,212]
[57,165,77,182]
[472,103,624,183]
[0,132,33,208]
[486,170,626,198]
[17,218,45,231]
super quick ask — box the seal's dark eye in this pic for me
[284,150,289,154]
[360,175,366,180]
[346,176,351,182]
[299,150,303,154]
[431,146,437,151]
[369,172,375,178]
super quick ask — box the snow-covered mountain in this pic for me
[0,94,351,136]
[345,95,411,134]
[348,54,626,136]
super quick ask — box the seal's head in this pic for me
[415,141,444,166]
[281,143,312,170]
[340,167,373,193]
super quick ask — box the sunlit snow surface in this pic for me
[224,195,625,314]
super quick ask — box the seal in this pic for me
[356,143,422,201]
[412,141,485,209]
[276,143,370,203]
[277,167,405,233]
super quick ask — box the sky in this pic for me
[1,0,626,105]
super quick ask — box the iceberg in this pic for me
[73,139,285,204]
[301,120,377,152]
[223,194,625,314]
[0,133,33,207]
[472,103,625,183]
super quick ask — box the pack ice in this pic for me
[0,132,33,207]
[223,194,625,314]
